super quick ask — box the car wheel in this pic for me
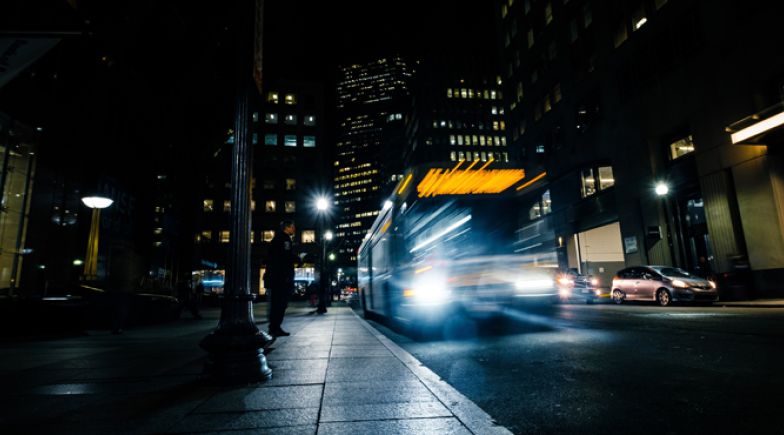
[656,288,671,307]
[612,290,624,304]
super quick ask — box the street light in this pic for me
[315,196,331,313]
[81,195,113,281]
[654,182,678,266]
[655,182,669,196]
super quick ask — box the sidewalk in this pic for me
[0,302,511,434]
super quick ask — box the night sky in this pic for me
[0,0,497,190]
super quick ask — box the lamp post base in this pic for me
[200,329,274,384]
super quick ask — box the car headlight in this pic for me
[557,277,574,286]
[708,280,716,289]
[671,279,689,288]
[590,278,599,286]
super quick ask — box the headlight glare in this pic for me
[672,279,689,288]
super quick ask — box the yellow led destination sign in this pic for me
[416,160,526,197]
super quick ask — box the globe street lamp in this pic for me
[654,182,678,266]
[81,195,113,281]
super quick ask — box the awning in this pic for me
[0,36,62,89]
[726,102,784,146]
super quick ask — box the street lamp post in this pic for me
[655,182,678,267]
[200,0,272,384]
[315,197,330,313]
[81,196,113,281]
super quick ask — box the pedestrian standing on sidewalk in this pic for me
[265,220,299,337]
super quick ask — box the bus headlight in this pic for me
[409,276,450,304]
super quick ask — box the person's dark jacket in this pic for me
[264,229,299,289]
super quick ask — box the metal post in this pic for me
[200,0,273,384]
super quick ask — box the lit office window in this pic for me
[480,136,486,146]
[265,113,278,124]
[301,230,316,244]
[304,115,316,126]
[598,166,615,190]
[492,106,498,115]
[544,95,552,112]
[472,135,479,145]
[252,112,259,122]
[457,135,464,145]
[252,133,258,145]
[284,114,297,125]
[264,134,277,146]
[494,137,501,146]
[632,5,647,30]
[303,136,316,147]
[284,94,296,105]
[493,121,500,131]
[284,135,297,147]
[267,92,279,103]
[201,230,212,241]
[223,200,231,212]
[458,151,465,161]
[460,88,468,98]
[450,135,456,145]
[581,168,597,197]
[501,3,508,18]
[670,135,695,160]
[545,2,553,24]
[220,231,230,243]
[500,121,506,130]
[536,144,545,153]
[251,200,256,211]
[265,200,276,212]
[203,199,214,212]
[250,231,255,244]
[285,201,296,213]
[450,151,457,161]
[263,230,275,242]
[501,137,507,146]
[447,88,453,98]
[542,190,552,214]
[491,90,498,99]
[529,202,542,220]
[614,22,628,48]
[286,178,296,190]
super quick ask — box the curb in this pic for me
[352,310,513,435]
[718,303,784,308]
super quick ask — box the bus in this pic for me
[357,161,559,331]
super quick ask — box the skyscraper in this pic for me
[333,56,413,271]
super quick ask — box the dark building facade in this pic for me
[333,56,413,271]
[404,65,512,168]
[195,80,328,296]
[496,0,784,295]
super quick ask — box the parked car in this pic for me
[611,266,718,306]
[556,269,608,304]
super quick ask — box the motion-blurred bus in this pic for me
[357,161,558,331]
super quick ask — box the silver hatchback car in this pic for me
[611,266,718,306]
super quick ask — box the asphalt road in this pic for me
[367,302,784,435]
